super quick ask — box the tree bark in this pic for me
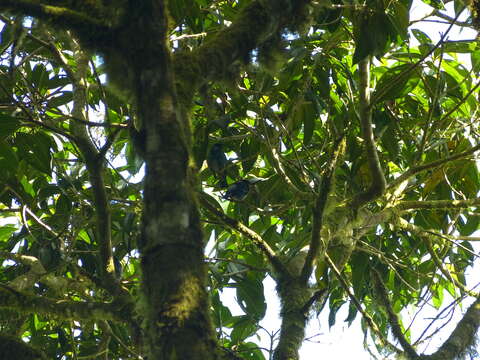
[122,2,218,359]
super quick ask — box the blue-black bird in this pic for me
[223,178,263,201]
[207,143,228,188]
[223,180,250,201]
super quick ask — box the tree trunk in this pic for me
[273,278,311,360]
[118,2,218,359]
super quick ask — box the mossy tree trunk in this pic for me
[110,3,219,359]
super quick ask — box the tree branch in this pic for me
[0,284,123,321]
[387,143,480,191]
[393,217,478,297]
[372,269,419,359]
[396,198,480,211]
[431,9,473,27]
[174,0,312,96]
[0,0,110,30]
[300,136,345,284]
[351,58,386,209]
[67,42,122,297]
[198,193,289,277]
[325,254,403,356]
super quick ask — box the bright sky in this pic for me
[218,1,480,359]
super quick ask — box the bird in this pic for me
[223,178,262,201]
[223,180,250,201]
[207,143,228,188]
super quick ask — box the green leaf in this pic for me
[0,139,18,176]
[381,125,400,159]
[373,64,420,103]
[47,91,73,108]
[422,0,445,9]
[328,300,345,328]
[236,274,266,320]
[0,225,18,242]
[124,140,144,175]
[453,0,466,15]
[432,284,444,309]
[31,64,49,92]
[236,342,266,360]
[350,252,369,300]
[471,48,480,73]
[0,114,20,140]
[230,316,258,344]
[387,1,410,40]
[458,215,480,236]
[441,40,478,54]
[422,74,446,99]
[353,10,394,63]
[345,303,358,326]
[55,194,72,217]
[211,291,233,328]
[328,285,346,328]
[198,191,224,213]
[240,138,259,174]
[15,132,53,174]
[47,75,70,89]
[301,101,316,145]
[0,23,14,54]
[411,29,432,44]
[353,14,374,64]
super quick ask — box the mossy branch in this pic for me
[68,43,122,297]
[351,58,386,210]
[0,0,110,31]
[0,284,123,321]
[174,0,312,92]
